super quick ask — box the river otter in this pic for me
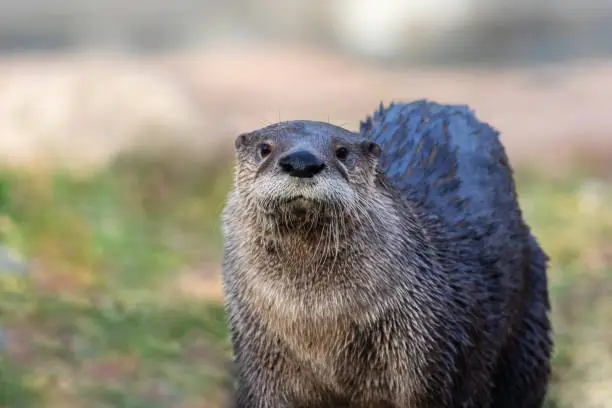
[221,100,552,407]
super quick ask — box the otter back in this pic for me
[360,100,552,407]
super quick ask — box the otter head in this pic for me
[232,120,381,230]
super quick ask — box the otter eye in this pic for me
[335,147,349,161]
[257,143,272,159]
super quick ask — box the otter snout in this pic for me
[278,150,326,178]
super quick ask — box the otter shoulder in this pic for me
[360,100,521,251]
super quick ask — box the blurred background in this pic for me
[0,1,611,407]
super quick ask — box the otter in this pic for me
[221,100,552,408]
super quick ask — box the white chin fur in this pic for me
[252,175,354,205]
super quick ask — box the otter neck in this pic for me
[258,210,368,256]
[238,196,399,281]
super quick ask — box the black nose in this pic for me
[278,150,326,178]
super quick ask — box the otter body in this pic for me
[221,100,552,408]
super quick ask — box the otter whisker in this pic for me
[328,203,341,275]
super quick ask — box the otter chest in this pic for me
[263,302,409,406]
[251,273,348,361]
[247,272,404,396]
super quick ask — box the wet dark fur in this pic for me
[221,100,552,407]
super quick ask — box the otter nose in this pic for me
[278,150,326,178]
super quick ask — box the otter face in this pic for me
[233,120,381,218]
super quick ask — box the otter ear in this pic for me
[234,132,253,151]
[360,140,381,159]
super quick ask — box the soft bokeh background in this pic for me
[0,1,611,407]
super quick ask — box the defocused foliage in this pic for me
[0,155,610,407]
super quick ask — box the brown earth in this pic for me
[0,44,611,173]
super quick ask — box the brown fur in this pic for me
[221,118,551,408]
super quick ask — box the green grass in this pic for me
[0,154,611,407]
